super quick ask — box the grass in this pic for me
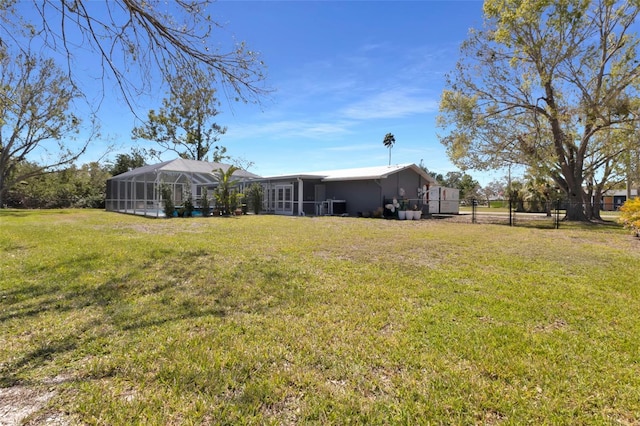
[1,209,639,425]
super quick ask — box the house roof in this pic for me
[108,158,261,182]
[261,163,438,184]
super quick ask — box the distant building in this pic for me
[599,189,638,211]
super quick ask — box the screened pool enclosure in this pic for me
[105,158,260,217]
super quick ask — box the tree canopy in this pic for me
[109,149,147,176]
[0,0,268,108]
[438,0,640,221]
[0,46,88,206]
[132,68,227,161]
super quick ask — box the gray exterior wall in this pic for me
[323,180,381,217]
[379,169,431,213]
[260,167,434,217]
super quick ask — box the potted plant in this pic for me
[410,204,421,220]
[398,199,410,220]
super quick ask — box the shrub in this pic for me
[246,183,264,214]
[183,187,194,217]
[619,197,640,236]
[160,183,174,218]
[201,188,211,217]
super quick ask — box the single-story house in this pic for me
[599,189,638,211]
[105,158,260,217]
[106,160,460,218]
[256,163,459,216]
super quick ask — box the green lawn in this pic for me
[1,209,639,425]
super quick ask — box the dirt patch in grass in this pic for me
[0,385,57,425]
[0,375,76,426]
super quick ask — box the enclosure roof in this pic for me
[260,164,438,184]
[108,158,261,182]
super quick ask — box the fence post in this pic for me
[509,198,513,226]
[472,198,477,223]
[555,200,560,229]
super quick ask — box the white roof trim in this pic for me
[261,164,437,184]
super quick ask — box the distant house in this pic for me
[105,158,259,217]
[599,189,638,211]
[257,163,458,216]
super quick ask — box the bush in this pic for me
[201,188,211,217]
[619,197,640,236]
[160,183,174,218]
[246,183,264,214]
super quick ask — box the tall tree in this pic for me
[0,0,267,108]
[438,0,640,221]
[442,171,480,200]
[0,46,88,207]
[132,68,227,161]
[110,148,147,176]
[383,133,396,165]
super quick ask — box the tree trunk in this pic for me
[591,191,603,220]
[0,174,6,208]
[564,189,589,221]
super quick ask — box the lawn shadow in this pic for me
[0,331,79,388]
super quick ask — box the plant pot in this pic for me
[398,210,407,220]
[412,211,421,220]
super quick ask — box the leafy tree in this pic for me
[382,133,396,165]
[442,171,480,200]
[110,149,147,176]
[0,0,267,108]
[438,0,640,221]
[132,68,227,161]
[481,179,507,207]
[0,46,88,207]
[212,146,231,163]
[69,162,112,208]
[522,174,556,215]
[429,172,444,184]
[508,179,526,213]
[418,159,443,184]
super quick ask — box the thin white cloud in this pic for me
[225,118,353,140]
[340,89,439,120]
[326,143,378,152]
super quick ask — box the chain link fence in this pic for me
[437,199,615,229]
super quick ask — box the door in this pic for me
[275,184,294,215]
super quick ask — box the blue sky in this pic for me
[72,1,504,184]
